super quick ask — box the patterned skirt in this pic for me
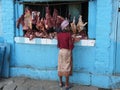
[58,49,72,77]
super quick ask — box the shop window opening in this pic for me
[16,1,88,40]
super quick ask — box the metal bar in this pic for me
[15,1,88,6]
[15,0,88,2]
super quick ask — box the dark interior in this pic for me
[24,1,88,32]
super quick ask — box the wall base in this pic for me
[10,67,120,89]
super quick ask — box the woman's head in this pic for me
[61,20,70,31]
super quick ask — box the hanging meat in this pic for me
[76,15,88,39]
[44,7,54,31]
[77,15,87,32]
[16,7,32,36]
[16,14,24,29]
[35,17,48,38]
[70,16,77,34]
[23,8,32,30]
[52,8,58,28]
[53,9,64,28]
[36,18,45,31]
[31,11,41,32]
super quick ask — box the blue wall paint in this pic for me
[1,0,120,89]
[115,5,120,74]
[0,0,15,78]
[108,0,120,75]
[0,1,2,36]
[0,43,10,78]
[13,44,58,68]
[10,43,95,86]
[116,43,120,73]
[1,0,14,42]
[10,67,91,85]
[11,43,95,73]
[95,0,113,74]
[109,0,119,75]
[88,0,96,39]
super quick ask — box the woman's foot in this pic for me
[65,84,72,89]
[65,84,68,88]
[59,82,63,87]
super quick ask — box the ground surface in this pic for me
[0,77,99,90]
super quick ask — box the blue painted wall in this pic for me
[0,1,2,36]
[88,0,96,39]
[95,0,113,74]
[115,1,120,74]
[10,43,95,85]
[1,0,120,89]
[0,0,15,66]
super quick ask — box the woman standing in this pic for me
[57,20,74,89]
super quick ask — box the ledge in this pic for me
[14,37,95,46]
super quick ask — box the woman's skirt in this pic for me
[58,49,72,77]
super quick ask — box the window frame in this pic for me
[15,0,96,46]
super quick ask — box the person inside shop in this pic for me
[57,20,80,89]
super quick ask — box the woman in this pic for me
[57,20,74,89]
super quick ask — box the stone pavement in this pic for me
[0,77,98,90]
[0,77,117,90]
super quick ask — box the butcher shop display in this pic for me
[16,6,88,40]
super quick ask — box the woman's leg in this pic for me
[59,76,63,87]
[65,76,69,88]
